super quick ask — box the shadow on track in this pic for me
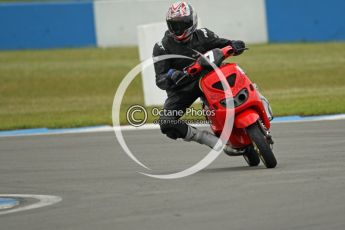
[201,166,266,174]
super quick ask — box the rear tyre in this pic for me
[243,145,260,166]
[246,123,277,168]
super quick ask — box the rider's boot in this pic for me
[184,126,241,154]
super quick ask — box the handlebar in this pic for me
[184,45,248,76]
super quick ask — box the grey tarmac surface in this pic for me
[0,120,345,230]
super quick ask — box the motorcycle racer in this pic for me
[153,1,273,152]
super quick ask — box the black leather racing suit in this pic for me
[152,28,238,140]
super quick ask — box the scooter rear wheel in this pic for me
[246,123,277,168]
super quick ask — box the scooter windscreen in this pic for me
[198,48,225,69]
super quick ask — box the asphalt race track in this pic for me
[1,120,345,230]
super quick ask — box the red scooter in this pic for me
[185,46,277,168]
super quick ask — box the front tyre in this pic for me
[243,145,260,166]
[246,123,277,168]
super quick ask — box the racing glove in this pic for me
[168,69,190,85]
[231,40,246,55]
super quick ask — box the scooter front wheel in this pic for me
[246,123,277,168]
[243,145,260,167]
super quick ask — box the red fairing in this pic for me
[186,62,202,75]
[234,109,259,128]
[221,45,234,58]
[200,61,271,149]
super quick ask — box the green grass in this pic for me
[120,42,343,123]
[0,47,142,130]
[0,42,345,130]
[233,43,345,116]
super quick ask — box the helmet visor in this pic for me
[167,18,193,36]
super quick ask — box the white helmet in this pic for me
[166,2,198,41]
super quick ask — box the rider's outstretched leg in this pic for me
[184,125,221,150]
[159,81,239,152]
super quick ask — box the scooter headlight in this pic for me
[219,97,235,108]
[220,88,249,108]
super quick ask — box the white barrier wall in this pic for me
[94,0,268,46]
[94,0,170,47]
[137,22,168,106]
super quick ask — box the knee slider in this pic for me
[160,123,177,139]
[159,122,172,134]
[159,120,188,139]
